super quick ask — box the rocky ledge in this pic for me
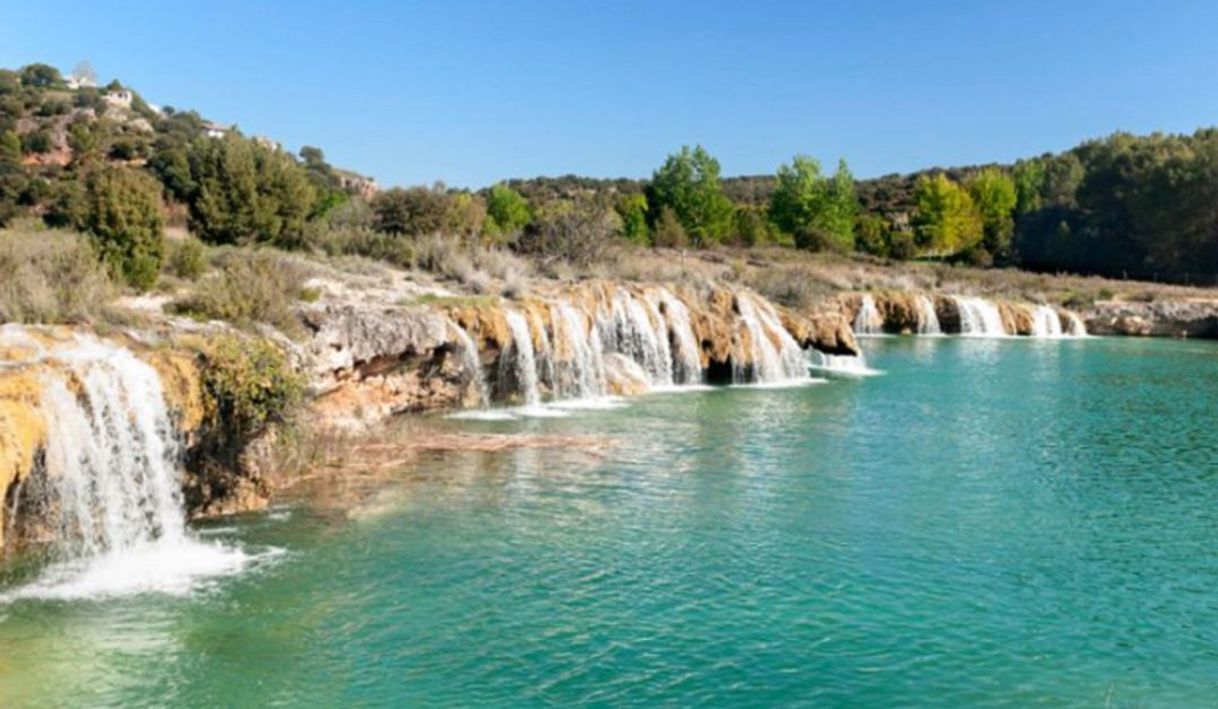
[1081,299,1218,337]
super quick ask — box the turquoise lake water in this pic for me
[4,336,1218,706]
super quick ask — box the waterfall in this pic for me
[735,294,807,383]
[501,311,541,406]
[3,333,256,601]
[599,290,674,386]
[916,295,942,335]
[550,302,607,399]
[1065,311,1089,337]
[808,350,882,377]
[529,309,556,394]
[448,320,489,407]
[648,289,703,385]
[953,296,1007,336]
[853,294,883,336]
[1030,305,1064,338]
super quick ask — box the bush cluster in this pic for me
[200,334,306,442]
[171,249,311,337]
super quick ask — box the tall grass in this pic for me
[171,249,312,337]
[0,226,115,324]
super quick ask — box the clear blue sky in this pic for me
[4,1,1217,188]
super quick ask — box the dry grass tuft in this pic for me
[170,248,313,337]
[0,226,115,324]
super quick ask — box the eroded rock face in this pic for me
[297,303,472,429]
[998,301,1034,336]
[1082,300,1218,337]
[783,310,858,356]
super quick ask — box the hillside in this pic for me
[4,60,1218,310]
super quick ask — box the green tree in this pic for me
[82,167,165,290]
[518,196,620,265]
[855,214,891,257]
[484,183,530,240]
[1012,159,1045,215]
[185,135,316,247]
[616,193,650,244]
[912,173,982,255]
[299,146,327,170]
[371,186,451,236]
[148,141,195,202]
[826,159,858,248]
[445,191,487,243]
[19,63,62,88]
[647,145,733,245]
[1041,153,1084,207]
[769,156,857,251]
[966,167,1018,262]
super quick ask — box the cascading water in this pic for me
[550,302,607,399]
[529,309,556,394]
[599,290,674,387]
[648,289,702,385]
[456,286,821,414]
[501,311,542,406]
[735,294,808,384]
[1065,311,1089,337]
[953,296,1007,337]
[807,349,882,377]
[448,320,489,407]
[916,295,942,335]
[3,333,258,601]
[853,294,883,336]
[1030,305,1064,338]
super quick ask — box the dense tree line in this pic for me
[5,62,1218,289]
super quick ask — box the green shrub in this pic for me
[311,224,414,267]
[652,206,687,248]
[166,236,206,280]
[171,249,310,336]
[200,334,305,441]
[301,200,415,267]
[0,226,114,323]
[82,167,165,291]
[887,231,917,261]
[371,186,450,236]
[21,130,51,154]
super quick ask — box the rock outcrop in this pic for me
[1082,299,1218,337]
[299,303,469,428]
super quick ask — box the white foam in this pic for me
[512,405,574,419]
[0,539,281,602]
[729,378,827,390]
[447,409,519,421]
[644,383,717,395]
[808,352,884,377]
[547,397,630,411]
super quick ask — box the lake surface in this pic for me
[4,337,1218,706]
